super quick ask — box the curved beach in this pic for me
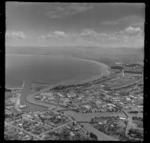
[74,58,110,84]
[12,58,118,141]
[6,54,110,87]
[7,55,111,112]
[19,58,110,112]
[24,62,118,141]
[30,59,110,86]
[34,56,111,86]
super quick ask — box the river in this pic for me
[22,80,122,141]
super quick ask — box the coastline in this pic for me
[75,59,110,85]
[6,54,111,87]
[6,54,111,112]
[10,57,120,141]
[52,59,110,86]
[21,58,110,112]
[30,60,110,87]
[24,67,118,141]
[32,56,111,86]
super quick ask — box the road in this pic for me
[123,110,143,141]
[24,81,122,141]
[21,75,141,141]
[40,121,73,136]
[5,122,41,140]
[80,123,118,141]
[19,77,142,141]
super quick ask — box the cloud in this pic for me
[39,31,68,40]
[124,26,142,33]
[40,27,143,41]
[81,29,97,36]
[54,31,68,38]
[69,3,93,13]
[6,31,26,39]
[120,26,143,36]
[80,29,99,40]
[39,27,144,48]
[47,3,93,18]
[48,14,63,18]
[6,2,42,7]
[101,15,144,28]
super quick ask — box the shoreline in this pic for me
[30,60,110,87]
[24,73,119,141]
[6,54,111,87]
[75,59,110,85]
[21,58,110,112]
[6,55,111,113]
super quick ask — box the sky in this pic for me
[6,2,145,48]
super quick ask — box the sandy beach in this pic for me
[75,59,110,84]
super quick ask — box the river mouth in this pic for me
[6,54,109,88]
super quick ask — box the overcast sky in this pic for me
[6,2,145,48]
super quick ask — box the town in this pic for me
[34,63,143,114]
[5,2,145,141]
[5,62,143,141]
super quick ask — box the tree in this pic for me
[120,90,129,96]
[80,125,84,128]
[90,132,98,140]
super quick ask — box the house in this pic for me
[70,132,75,136]
[119,117,126,120]
[83,105,91,109]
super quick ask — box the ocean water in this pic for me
[6,54,105,87]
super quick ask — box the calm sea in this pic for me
[6,54,103,87]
